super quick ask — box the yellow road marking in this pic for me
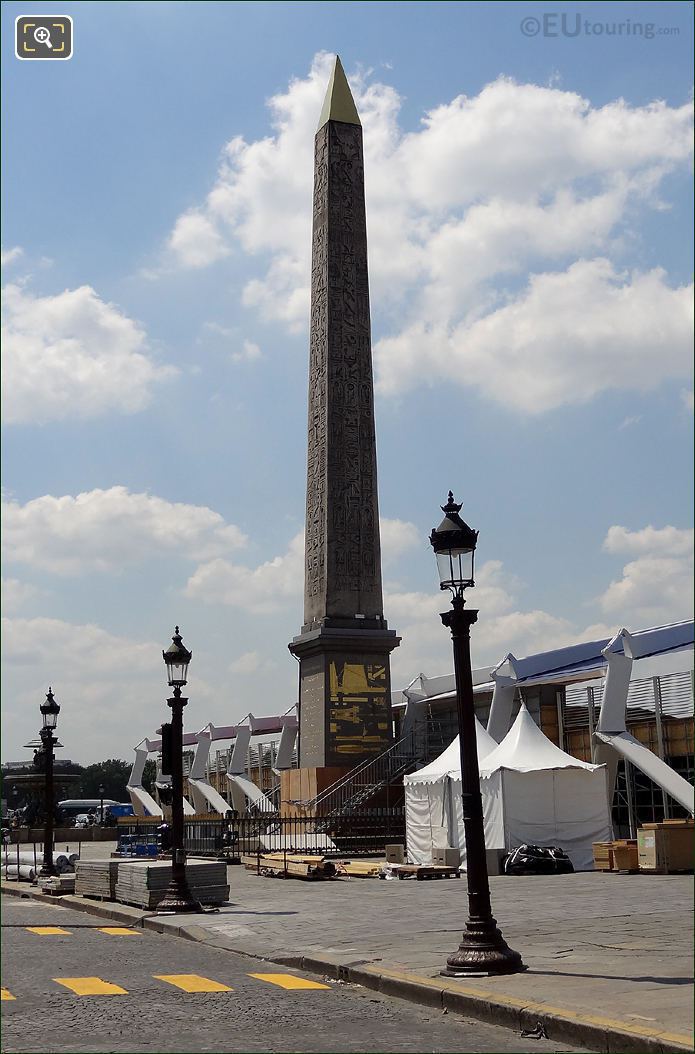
[1,988,16,1001]
[155,974,233,993]
[249,973,330,990]
[97,927,140,936]
[54,977,128,996]
[26,926,71,935]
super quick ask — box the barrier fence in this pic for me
[2,840,40,880]
[120,809,406,859]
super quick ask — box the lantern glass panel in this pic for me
[41,706,59,730]
[165,657,189,687]
[436,547,474,591]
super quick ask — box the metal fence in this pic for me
[2,840,41,880]
[120,809,405,859]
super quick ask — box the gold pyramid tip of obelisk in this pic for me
[317,55,361,131]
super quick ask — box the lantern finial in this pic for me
[442,491,462,515]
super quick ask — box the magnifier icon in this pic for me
[34,26,52,48]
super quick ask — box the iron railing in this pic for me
[2,840,41,880]
[120,809,405,859]
[301,733,418,816]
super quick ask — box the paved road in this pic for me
[1,896,585,1053]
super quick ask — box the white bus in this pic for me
[57,799,120,823]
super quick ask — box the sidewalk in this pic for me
[3,856,693,1054]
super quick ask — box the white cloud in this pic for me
[184,517,693,670]
[160,57,693,409]
[379,518,419,563]
[603,524,693,558]
[399,83,690,207]
[386,559,576,683]
[1,616,163,762]
[199,323,262,364]
[1,577,41,612]
[5,615,153,673]
[1,246,23,268]
[388,527,695,687]
[2,487,247,575]
[185,531,304,613]
[229,651,263,675]
[376,260,693,412]
[599,525,694,626]
[412,182,631,323]
[167,210,230,269]
[186,519,419,613]
[2,283,177,425]
[204,321,236,338]
[231,339,262,364]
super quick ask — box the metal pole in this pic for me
[625,759,637,839]
[157,688,202,913]
[652,677,670,819]
[587,687,596,763]
[40,730,56,876]
[555,689,565,751]
[440,596,524,976]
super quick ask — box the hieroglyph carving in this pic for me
[304,121,384,625]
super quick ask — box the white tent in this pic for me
[404,718,497,866]
[405,708,612,871]
[476,707,612,871]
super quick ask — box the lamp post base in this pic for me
[156,869,204,915]
[441,919,525,977]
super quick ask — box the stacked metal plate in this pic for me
[114,860,229,909]
[75,860,119,899]
[41,873,76,894]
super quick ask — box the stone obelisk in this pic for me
[289,56,400,773]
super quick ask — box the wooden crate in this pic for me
[638,821,694,873]
[592,841,614,871]
[611,840,638,871]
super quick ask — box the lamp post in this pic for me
[98,784,105,825]
[157,627,202,914]
[430,493,524,976]
[39,687,60,877]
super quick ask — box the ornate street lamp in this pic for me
[39,687,60,877]
[98,784,105,825]
[157,627,202,913]
[430,493,524,976]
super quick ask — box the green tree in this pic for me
[142,759,157,793]
[79,759,131,802]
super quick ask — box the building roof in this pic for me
[395,621,693,708]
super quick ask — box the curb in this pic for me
[3,882,692,1054]
[1,881,145,926]
[261,953,693,1054]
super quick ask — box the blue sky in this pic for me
[2,1,693,764]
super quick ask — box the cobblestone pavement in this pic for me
[193,863,695,1039]
[1,897,585,1054]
